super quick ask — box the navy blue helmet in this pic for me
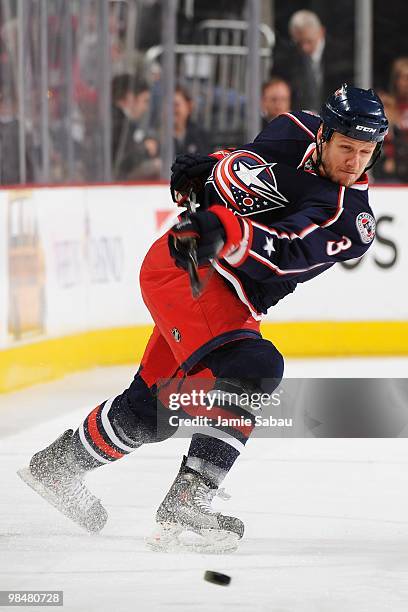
[320,84,388,143]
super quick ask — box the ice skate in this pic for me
[147,457,244,553]
[17,430,107,533]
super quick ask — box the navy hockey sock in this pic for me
[70,372,175,471]
[186,434,238,486]
[184,380,257,487]
[184,338,284,487]
[72,397,143,470]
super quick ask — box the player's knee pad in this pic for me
[110,372,178,445]
[244,338,284,388]
[202,338,284,393]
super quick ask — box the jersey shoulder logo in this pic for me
[211,150,288,217]
[356,212,376,244]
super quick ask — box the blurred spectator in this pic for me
[111,73,160,180]
[173,86,210,156]
[374,58,408,183]
[261,77,291,128]
[0,65,34,185]
[390,57,408,181]
[273,10,352,113]
[372,90,398,182]
[0,14,18,65]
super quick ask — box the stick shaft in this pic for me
[184,192,203,298]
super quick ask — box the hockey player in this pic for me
[19,84,388,552]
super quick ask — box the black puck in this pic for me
[204,570,231,586]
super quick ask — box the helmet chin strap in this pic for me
[310,132,325,176]
[364,142,383,172]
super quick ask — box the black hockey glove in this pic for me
[168,211,225,269]
[168,205,244,269]
[170,153,218,203]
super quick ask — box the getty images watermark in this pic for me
[156,378,408,438]
[165,387,293,429]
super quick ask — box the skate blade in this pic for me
[146,522,239,554]
[145,522,183,552]
[17,467,106,534]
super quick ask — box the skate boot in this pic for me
[18,430,107,533]
[147,457,244,553]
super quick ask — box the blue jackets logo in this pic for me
[356,212,376,244]
[212,150,288,216]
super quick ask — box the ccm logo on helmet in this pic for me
[356,125,376,133]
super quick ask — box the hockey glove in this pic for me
[170,153,218,204]
[168,205,243,269]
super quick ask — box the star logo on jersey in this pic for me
[211,150,289,217]
[231,159,289,210]
[263,236,275,257]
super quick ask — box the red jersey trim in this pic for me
[213,260,263,320]
[283,112,316,139]
[297,142,317,169]
[248,249,327,276]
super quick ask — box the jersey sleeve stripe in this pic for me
[251,219,319,240]
[251,219,290,238]
[212,260,263,320]
[248,249,327,275]
[249,184,344,240]
[293,223,320,239]
[282,112,316,139]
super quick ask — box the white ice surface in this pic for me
[1,359,408,612]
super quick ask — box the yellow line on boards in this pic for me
[260,321,408,357]
[0,326,153,394]
[0,321,407,393]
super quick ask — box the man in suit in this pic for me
[273,10,352,113]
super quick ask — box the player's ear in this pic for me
[316,124,328,146]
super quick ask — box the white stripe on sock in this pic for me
[79,422,110,464]
[101,397,136,453]
[191,426,245,453]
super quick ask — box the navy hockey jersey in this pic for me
[203,111,376,317]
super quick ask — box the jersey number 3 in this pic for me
[326,236,352,256]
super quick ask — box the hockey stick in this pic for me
[179,191,221,299]
[183,191,202,298]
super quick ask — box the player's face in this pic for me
[320,132,376,187]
